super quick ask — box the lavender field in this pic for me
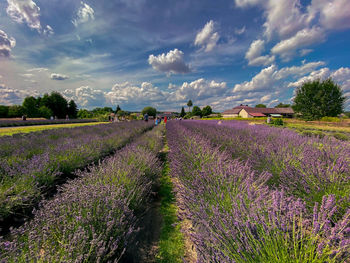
[0,120,349,262]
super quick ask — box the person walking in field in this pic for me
[164,116,167,124]
[144,113,149,122]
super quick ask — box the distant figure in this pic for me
[22,115,26,121]
[267,116,271,124]
[66,114,69,120]
[50,116,54,120]
[218,121,222,125]
[144,113,149,122]
[164,116,167,124]
[54,116,57,120]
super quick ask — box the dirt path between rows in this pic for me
[122,197,162,263]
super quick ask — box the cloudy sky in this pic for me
[0,0,349,111]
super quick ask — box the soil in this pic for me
[122,198,162,263]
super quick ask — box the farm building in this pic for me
[222,105,294,118]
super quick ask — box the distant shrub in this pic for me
[333,133,349,141]
[271,118,284,126]
[320,116,341,122]
[301,130,314,137]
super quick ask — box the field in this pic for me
[0,120,349,262]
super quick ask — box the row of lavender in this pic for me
[0,125,164,262]
[180,120,350,213]
[0,121,153,224]
[0,119,97,127]
[167,121,349,262]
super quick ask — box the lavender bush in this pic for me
[0,121,153,222]
[166,121,349,262]
[179,120,350,214]
[0,125,164,262]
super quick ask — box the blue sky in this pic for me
[0,0,349,111]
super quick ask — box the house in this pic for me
[222,105,294,118]
[156,112,178,119]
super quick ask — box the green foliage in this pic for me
[201,105,212,116]
[275,103,291,108]
[77,109,93,119]
[38,106,53,119]
[320,116,341,122]
[8,105,24,117]
[270,118,284,126]
[255,104,266,108]
[187,99,193,112]
[184,112,193,119]
[192,106,202,116]
[0,105,9,118]
[293,78,345,120]
[42,92,69,118]
[333,133,349,141]
[67,100,78,119]
[180,106,186,118]
[23,96,40,117]
[115,105,121,113]
[142,106,157,117]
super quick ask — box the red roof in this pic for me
[249,112,266,117]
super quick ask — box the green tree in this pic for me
[115,105,121,113]
[38,106,53,119]
[192,106,202,117]
[41,92,68,118]
[141,106,157,117]
[275,103,291,108]
[0,105,9,118]
[22,96,40,117]
[293,78,346,120]
[180,106,186,117]
[255,104,266,108]
[77,109,93,119]
[187,100,193,112]
[8,105,24,117]
[201,105,212,116]
[68,100,78,118]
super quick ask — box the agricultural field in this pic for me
[0,120,349,262]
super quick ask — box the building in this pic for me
[222,105,294,118]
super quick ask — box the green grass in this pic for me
[0,122,108,136]
[156,143,185,263]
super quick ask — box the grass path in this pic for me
[0,122,108,136]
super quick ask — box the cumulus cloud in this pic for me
[287,68,331,88]
[0,30,16,58]
[308,0,350,30]
[271,27,325,61]
[72,2,95,27]
[27,67,48,72]
[63,86,105,108]
[50,73,69,80]
[0,83,39,105]
[234,0,263,8]
[245,39,275,66]
[275,61,325,80]
[43,25,54,36]
[148,49,190,75]
[234,26,246,35]
[194,20,220,52]
[6,0,53,34]
[170,78,228,102]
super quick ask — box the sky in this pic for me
[0,0,350,112]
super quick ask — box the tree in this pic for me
[180,106,186,117]
[22,96,40,117]
[255,104,266,108]
[141,106,157,117]
[202,105,212,117]
[8,105,24,117]
[77,109,93,119]
[0,105,9,118]
[275,103,291,108]
[293,78,346,120]
[115,105,121,113]
[68,100,78,118]
[192,106,202,117]
[38,106,53,119]
[187,100,193,112]
[41,92,68,118]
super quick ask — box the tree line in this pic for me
[0,92,78,119]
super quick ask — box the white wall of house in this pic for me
[222,114,238,118]
[239,109,252,118]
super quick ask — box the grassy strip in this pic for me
[0,122,107,136]
[156,141,185,263]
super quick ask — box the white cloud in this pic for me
[271,27,325,61]
[27,67,48,72]
[331,67,350,83]
[6,0,53,34]
[300,49,313,56]
[50,73,69,80]
[233,64,278,92]
[260,94,271,102]
[63,86,105,108]
[0,30,16,58]
[148,49,190,75]
[275,61,325,80]
[0,83,38,105]
[19,73,34,78]
[170,78,228,101]
[288,68,331,87]
[194,20,220,52]
[234,26,246,35]
[308,0,350,30]
[234,0,263,8]
[72,2,95,27]
[245,39,275,66]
